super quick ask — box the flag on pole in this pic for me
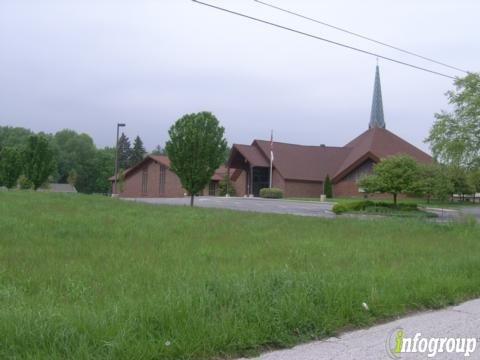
[270,130,274,162]
[269,130,274,188]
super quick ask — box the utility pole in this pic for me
[114,123,126,195]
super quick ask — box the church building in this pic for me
[112,66,432,199]
[226,66,432,198]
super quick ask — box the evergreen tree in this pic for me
[151,145,166,156]
[117,133,132,170]
[323,175,333,198]
[130,136,147,166]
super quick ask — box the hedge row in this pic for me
[332,200,418,214]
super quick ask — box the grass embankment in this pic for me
[1,192,480,359]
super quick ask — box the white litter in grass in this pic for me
[362,302,369,311]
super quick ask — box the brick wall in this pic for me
[284,180,323,198]
[232,169,247,197]
[333,180,360,197]
[118,159,185,198]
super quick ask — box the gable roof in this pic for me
[228,128,432,184]
[109,155,225,182]
[254,140,351,182]
[332,128,432,181]
[231,144,269,167]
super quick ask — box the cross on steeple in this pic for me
[369,65,386,129]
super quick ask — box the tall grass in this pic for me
[0,192,479,359]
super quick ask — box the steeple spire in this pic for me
[369,65,386,129]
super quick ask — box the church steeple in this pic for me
[369,65,386,129]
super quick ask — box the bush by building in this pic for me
[259,188,283,199]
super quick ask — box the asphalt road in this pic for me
[239,298,480,360]
[125,197,335,218]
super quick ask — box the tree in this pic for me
[219,174,236,196]
[22,135,56,190]
[358,155,419,205]
[52,129,96,193]
[117,133,132,170]
[446,166,474,200]
[0,126,33,150]
[323,175,333,198]
[91,147,116,194]
[151,145,166,156]
[0,147,22,188]
[469,169,480,193]
[166,112,227,206]
[414,164,454,203]
[426,73,480,168]
[67,169,78,186]
[130,136,146,166]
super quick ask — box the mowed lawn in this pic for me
[1,192,480,359]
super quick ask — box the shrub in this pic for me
[259,187,283,199]
[18,175,33,190]
[324,175,333,198]
[332,200,418,214]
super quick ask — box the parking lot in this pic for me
[125,196,335,218]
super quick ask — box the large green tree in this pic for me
[23,135,56,190]
[0,147,22,188]
[414,164,454,203]
[426,73,480,168]
[52,129,96,193]
[359,155,419,205]
[0,126,33,150]
[92,147,116,194]
[446,166,474,198]
[166,112,227,206]
[130,136,147,166]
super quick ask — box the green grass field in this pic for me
[1,192,480,359]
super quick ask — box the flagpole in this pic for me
[269,130,273,188]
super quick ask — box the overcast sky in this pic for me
[0,0,478,152]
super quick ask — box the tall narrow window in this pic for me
[142,168,148,194]
[159,165,166,195]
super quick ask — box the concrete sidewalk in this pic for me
[240,299,480,360]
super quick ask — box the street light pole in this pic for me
[114,123,126,195]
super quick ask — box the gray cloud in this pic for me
[0,0,478,152]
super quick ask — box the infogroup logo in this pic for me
[386,328,478,358]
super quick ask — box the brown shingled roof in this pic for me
[333,128,432,181]
[254,140,351,182]
[229,128,432,184]
[109,155,223,182]
[233,144,269,167]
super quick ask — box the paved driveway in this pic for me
[125,197,335,218]
[239,298,480,360]
[459,206,480,221]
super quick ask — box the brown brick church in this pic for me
[112,66,431,198]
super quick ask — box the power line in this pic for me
[192,0,456,80]
[254,0,469,74]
